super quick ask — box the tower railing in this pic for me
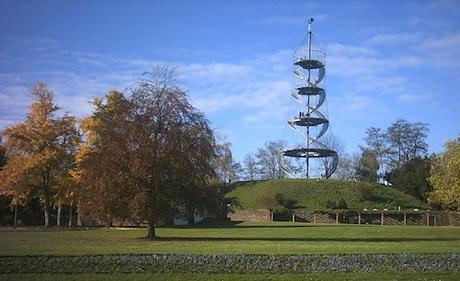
[280,18,338,179]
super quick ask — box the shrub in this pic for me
[0,253,458,274]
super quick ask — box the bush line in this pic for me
[1,253,458,274]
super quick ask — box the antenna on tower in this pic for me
[280,17,338,179]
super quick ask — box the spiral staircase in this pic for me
[281,18,338,179]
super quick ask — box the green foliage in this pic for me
[356,186,376,202]
[356,149,379,182]
[387,157,432,202]
[324,198,348,210]
[429,137,460,211]
[226,179,427,211]
[274,192,302,212]
[362,120,430,180]
[337,198,348,209]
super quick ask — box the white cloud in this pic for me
[365,32,423,45]
[398,93,432,103]
[327,43,378,57]
[417,33,460,68]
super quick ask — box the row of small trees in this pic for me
[213,140,288,183]
[0,67,225,238]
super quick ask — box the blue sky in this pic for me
[1,0,459,163]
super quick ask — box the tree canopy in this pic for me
[0,83,80,226]
[429,137,460,211]
[74,67,217,238]
[356,149,379,183]
[386,157,432,202]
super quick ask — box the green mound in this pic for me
[225,179,428,211]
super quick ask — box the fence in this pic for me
[229,209,460,226]
[292,210,460,226]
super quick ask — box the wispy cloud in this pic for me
[253,16,305,26]
[398,93,432,103]
[365,32,423,45]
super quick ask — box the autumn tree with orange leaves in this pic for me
[75,66,217,238]
[0,83,80,227]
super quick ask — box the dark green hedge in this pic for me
[0,253,458,274]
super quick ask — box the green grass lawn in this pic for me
[1,222,459,255]
[1,272,460,281]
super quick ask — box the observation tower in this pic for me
[281,18,338,179]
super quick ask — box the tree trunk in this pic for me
[188,210,195,226]
[147,224,156,239]
[43,168,51,227]
[57,205,61,227]
[13,204,18,228]
[44,205,50,227]
[68,203,73,227]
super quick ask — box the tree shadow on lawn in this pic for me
[144,236,460,243]
[167,221,380,229]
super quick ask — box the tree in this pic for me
[333,152,360,181]
[429,137,460,210]
[0,83,80,226]
[73,91,135,226]
[387,157,432,202]
[213,142,241,184]
[256,140,287,180]
[76,66,216,238]
[243,153,257,181]
[319,134,344,178]
[0,138,6,167]
[130,67,216,238]
[356,149,379,183]
[386,119,429,169]
[363,127,388,179]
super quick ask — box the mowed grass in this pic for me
[1,272,460,281]
[1,222,460,255]
[226,179,427,210]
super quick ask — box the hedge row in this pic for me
[1,253,459,274]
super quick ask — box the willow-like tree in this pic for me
[0,83,80,226]
[129,67,216,238]
[76,66,216,238]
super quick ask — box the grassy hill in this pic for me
[225,179,428,212]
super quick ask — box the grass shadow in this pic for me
[166,222,379,229]
[144,236,460,243]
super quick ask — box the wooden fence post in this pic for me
[403,212,406,226]
[292,213,295,222]
[358,213,361,225]
[426,213,430,226]
[381,212,384,226]
[336,213,339,224]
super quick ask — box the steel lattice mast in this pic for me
[280,18,338,179]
